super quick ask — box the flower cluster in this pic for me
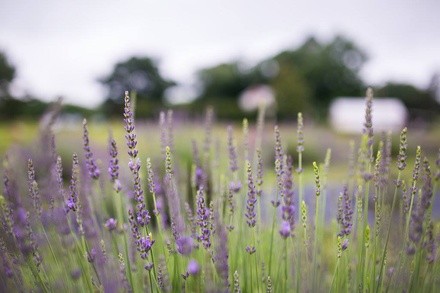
[196,186,211,249]
[124,91,150,228]
[108,136,121,192]
[245,161,257,228]
[337,185,353,238]
[279,155,295,238]
[82,119,100,180]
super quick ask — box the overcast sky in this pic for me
[1,0,439,107]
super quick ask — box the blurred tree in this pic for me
[196,62,264,100]
[0,51,16,98]
[270,35,367,119]
[376,82,440,122]
[194,36,367,120]
[99,56,175,116]
[263,61,311,119]
[193,61,265,119]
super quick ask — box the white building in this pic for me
[239,85,275,112]
[329,97,408,133]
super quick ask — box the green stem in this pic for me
[284,240,288,292]
[297,151,303,293]
[268,200,278,277]
[375,172,401,293]
[27,258,49,293]
[312,193,320,291]
[330,258,340,293]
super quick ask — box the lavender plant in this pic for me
[0,88,439,293]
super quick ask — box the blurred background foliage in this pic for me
[1,34,439,122]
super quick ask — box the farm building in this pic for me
[329,97,408,133]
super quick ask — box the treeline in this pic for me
[90,35,440,122]
[1,35,439,122]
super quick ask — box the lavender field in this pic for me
[0,89,439,292]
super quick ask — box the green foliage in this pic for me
[0,97,47,120]
[194,35,367,121]
[99,56,175,116]
[0,96,95,121]
[268,63,311,119]
[190,96,248,120]
[196,62,264,101]
[0,51,16,97]
[269,35,367,119]
[376,82,440,122]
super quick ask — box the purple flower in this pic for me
[27,159,42,218]
[245,161,257,228]
[54,156,65,202]
[128,209,155,260]
[176,236,193,255]
[279,156,295,238]
[144,263,154,271]
[229,181,242,194]
[337,185,353,238]
[71,269,81,280]
[245,246,256,254]
[187,259,200,276]
[408,158,433,248]
[66,198,75,211]
[83,119,100,180]
[105,218,117,231]
[279,221,291,239]
[274,126,284,171]
[108,136,121,192]
[123,92,150,228]
[195,167,206,189]
[227,126,239,173]
[256,148,263,197]
[196,187,211,249]
[138,236,154,259]
[87,248,97,263]
[124,91,138,157]
[297,113,304,154]
[341,239,349,251]
[65,154,80,213]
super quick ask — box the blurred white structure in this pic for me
[329,97,408,133]
[239,85,275,112]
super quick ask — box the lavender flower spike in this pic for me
[245,161,257,228]
[108,136,121,192]
[83,118,100,180]
[408,158,433,248]
[337,185,353,238]
[128,210,155,261]
[123,91,150,227]
[27,159,42,218]
[66,154,80,213]
[196,186,211,249]
[124,91,138,159]
[279,156,295,238]
[227,125,239,173]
